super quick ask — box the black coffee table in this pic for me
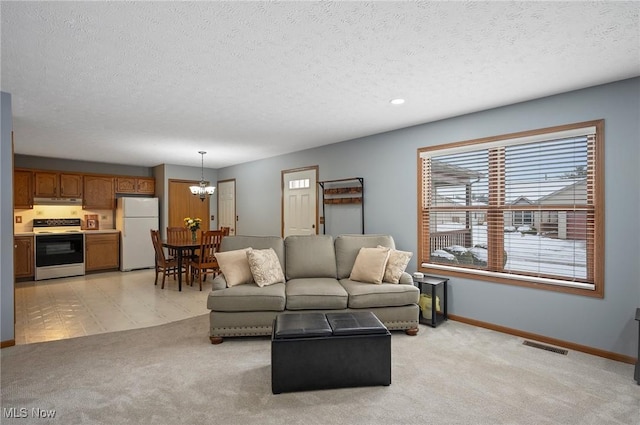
[271,311,391,394]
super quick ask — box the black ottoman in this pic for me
[271,311,391,394]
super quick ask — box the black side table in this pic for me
[635,308,640,385]
[413,276,448,328]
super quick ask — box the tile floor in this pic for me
[14,269,210,345]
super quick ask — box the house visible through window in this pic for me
[418,120,604,297]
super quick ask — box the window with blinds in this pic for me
[418,120,604,297]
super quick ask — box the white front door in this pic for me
[217,179,236,235]
[282,167,318,237]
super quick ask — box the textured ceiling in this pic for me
[2,1,639,169]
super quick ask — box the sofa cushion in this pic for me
[335,235,396,279]
[220,235,285,270]
[379,246,413,284]
[349,247,391,284]
[247,248,285,287]
[339,279,419,309]
[398,271,414,285]
[207,282,286,312]
[285,278,348,310]
[215,248,254,287]
[285,235,337,280]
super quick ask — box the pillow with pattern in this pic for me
[246,248,285,287]
[378,245,413,284]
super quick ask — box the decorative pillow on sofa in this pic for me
[246,248,285,287]
[215,248,254,287]
[378,245,413,284]
[349,246,391,284]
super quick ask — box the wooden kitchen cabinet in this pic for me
[34,172,57,197]
[116,177,155,195]
[136,178,155,194]
[14,169,33,209]
[85,233,120,272]
[34,172,83,198]
[14,236,34,279]
[15,168,155,211]
[83,175,115,209]
[60,174,83,197]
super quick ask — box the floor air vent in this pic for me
[523,340,568,355]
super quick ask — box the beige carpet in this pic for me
[1,315,638,425]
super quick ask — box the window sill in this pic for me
[421,263,602,298]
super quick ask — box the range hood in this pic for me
[33,197,83,206]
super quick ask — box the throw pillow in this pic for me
[246,248,285,287]
[378,245,413,284]
[349,246,391,284]
[215,248,254,287]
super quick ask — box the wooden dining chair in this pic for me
[166,227,190,245]
[188,230,224,291]
[150,229,185,289]
[166,226,191,279]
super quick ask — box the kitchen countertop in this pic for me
[83,229,120,235]
[15,229,120,236]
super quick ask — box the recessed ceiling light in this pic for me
[390,98,405,105]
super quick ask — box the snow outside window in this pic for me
[418,120,604,297]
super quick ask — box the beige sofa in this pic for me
[207,234,420,344]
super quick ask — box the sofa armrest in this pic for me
[211,274,227,291]
[398,272,414,285]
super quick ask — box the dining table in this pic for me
[161,238,200,291]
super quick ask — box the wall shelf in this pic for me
[318,177,364,234]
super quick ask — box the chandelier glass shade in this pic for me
[189,151,216,201]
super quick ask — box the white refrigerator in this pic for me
[116,197,159,271]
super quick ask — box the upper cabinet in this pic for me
[34,172,83,198]
[13,168,154,210]
[60,174,83,198]
[136,178,155,194]
[14,169,33,209]
[83,175,114,210]
[115,177,155,195]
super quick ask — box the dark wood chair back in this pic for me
[189,230,224,290]
[150,229,181,289]
[166,227,190,244]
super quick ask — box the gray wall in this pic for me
[14,154,153,177]
[1,92,14,344]
[217,78,640,358]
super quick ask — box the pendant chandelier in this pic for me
[189,151,216,201]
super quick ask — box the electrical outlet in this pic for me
[36,210,43,216]
[70,210,77,215]
[101,215,107,220]
[15,216,22,223]
[211,215,215,221]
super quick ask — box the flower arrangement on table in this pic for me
[184,217,202,231]
[184,217,202,242]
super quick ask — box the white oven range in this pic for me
[33,218,85,281]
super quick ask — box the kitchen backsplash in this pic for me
[14,205,114,233]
